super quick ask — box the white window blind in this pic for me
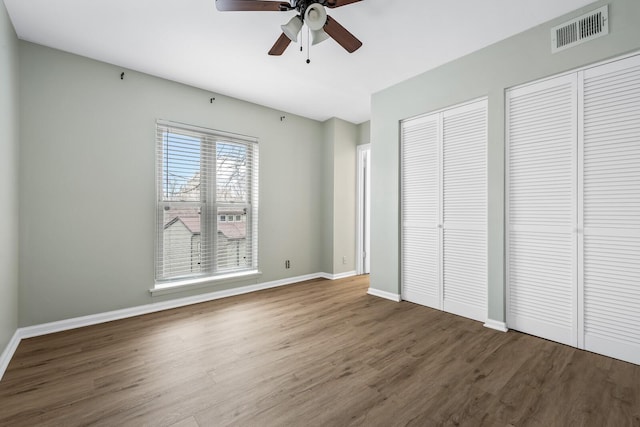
[155,121,259,283]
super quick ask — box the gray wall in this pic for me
[321,118,358,275]
[18,42,333,326]
[331,118,357,274]
[321,120,335,274]
[0,1,19,353]
[357,121,370,146]
[370,0,640,323]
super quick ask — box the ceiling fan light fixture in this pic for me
[311,28,330,45]
[281,15,303,42]
[304,3,327,31]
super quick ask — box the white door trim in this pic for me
[356,144,371,275]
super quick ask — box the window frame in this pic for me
[155,120,259,287]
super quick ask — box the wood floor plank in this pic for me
[1,276,639,426]
[169,416,200,427]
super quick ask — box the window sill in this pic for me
[150,270,262,296]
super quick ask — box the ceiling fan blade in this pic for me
[325,0,362,8]
[268,33,292,55]
[324,15,362,53]
[216,0,291,12]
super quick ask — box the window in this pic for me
[156,120,259,283]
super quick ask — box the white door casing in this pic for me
[356,144,371,275]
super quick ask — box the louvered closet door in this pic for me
[442,101,487,322]
[581,55,640,365]
[401,114,441,309]
[507,75,578,346]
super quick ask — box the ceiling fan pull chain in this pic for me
[306,27,311,64]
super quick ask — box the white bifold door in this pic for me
[507,54,640,365]
[581,56,640,364]
[401,99,488,323]
[507,74,579,346]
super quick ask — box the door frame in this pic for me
[356,144,371,275]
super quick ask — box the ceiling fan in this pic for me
[215,0,363,56]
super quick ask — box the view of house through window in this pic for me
[156,121,258,282]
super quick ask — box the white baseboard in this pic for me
[0,330,21,381]
[484,319,509,333]
[320,271,357,280]
[367,287,401,302]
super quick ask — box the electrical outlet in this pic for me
[285,260,290,269]
[342,256,347,265]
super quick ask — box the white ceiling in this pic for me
[4,0,596,124]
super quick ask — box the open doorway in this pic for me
[356,144,371,275]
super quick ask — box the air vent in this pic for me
[551,5,609,53]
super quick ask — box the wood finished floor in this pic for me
[1,276,639,427]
